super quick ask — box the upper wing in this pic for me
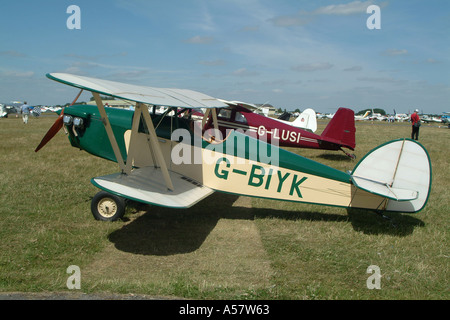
[218,99,259,111]
[47,73,228,109]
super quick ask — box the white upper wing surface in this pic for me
[47,73,227,109]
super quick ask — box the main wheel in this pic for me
[91,191,126,221]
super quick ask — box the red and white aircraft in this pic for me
[197,101,356,158]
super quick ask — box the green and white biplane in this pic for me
[36,73,432,221]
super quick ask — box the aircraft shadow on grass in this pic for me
[108,193,425,256]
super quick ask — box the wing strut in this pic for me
[92,92,126,171]
[134,103,174,191]
[124,102,143,174]
[201,108,219,130]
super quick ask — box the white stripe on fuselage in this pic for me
[216,120,318,145]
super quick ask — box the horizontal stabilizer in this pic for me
[351,139,431,213]
[351,176,418,201]
[92,167,214,208]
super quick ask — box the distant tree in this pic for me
[356,109,371,115]
[374,108,386,115]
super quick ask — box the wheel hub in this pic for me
[97,198,118,218]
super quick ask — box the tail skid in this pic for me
[340,147,356,159]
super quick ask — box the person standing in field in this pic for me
[410,109,421,141]
[21,102,31,124]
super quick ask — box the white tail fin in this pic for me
[292,108,317,132]
[351,139,431,213]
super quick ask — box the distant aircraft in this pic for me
[35,73,432,222]
[421,115,443,123]
[394,110,409,122]
[0,102,22,117]
[0,104,6,118]
[316,112,334,119]
[284,108,317,133]
[195,101,356,158]
[441,112,450,128]
[355,110,371,121]
[369,109,387,121]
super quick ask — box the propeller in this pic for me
[35,89,83,152]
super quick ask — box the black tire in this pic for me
[91,191,126,221]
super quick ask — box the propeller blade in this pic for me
[35,89,83,152]
[34,110,64,152]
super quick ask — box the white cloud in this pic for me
[343,66,363,72]
[381,49,409,56]
[425,58,442,64]
[357,76,408,85]
[199,60,226,66]
[270,1,380,27]
[0,69,34,78]
[291,62,334,72]
[270,14,312,27]
[183,35,214,44]
[232,68,259,77]
[314,1,375,15]
[0,50,27,58]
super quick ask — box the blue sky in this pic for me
[0,0,449,114]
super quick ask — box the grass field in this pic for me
[0,114,448,300]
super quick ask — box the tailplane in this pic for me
[351,139,431,213]
[321,108,356,150]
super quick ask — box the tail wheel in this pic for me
[91,191,126,221]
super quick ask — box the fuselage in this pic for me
[61,104,369,209]
[214,106,323,149]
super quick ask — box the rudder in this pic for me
[321,108,356,150]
